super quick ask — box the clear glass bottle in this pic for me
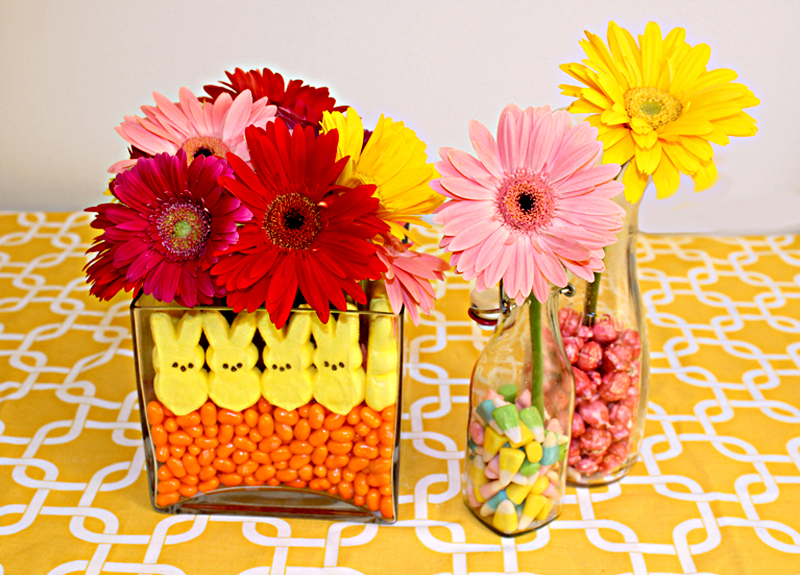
[559,193,650,485]
[462,285,573,535]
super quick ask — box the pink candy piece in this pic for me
[466,479,481,507]
[542,482,560,500]
[609,403,632,427]
[599,371,631,402]
[573,456,600,476]
[486,454,500,478]
[562,337,583,364]
[578,400,610,429]
[580,427,612,455]
[573,367,596,401]
[469,422,485,446]
[592,319,618,344]
[479,479,504,500]
[516,388,531,409]
[603,341,633,373]
[578,325,594,339]
[559,308,581,337]
[571,412,586,438]
[599,441,629,472]
[577,341,603,371]
[538,464,552,477]
[546,418,563,435]
[485,389,504,403]
[568,443,582,465]
[619,329,641,357]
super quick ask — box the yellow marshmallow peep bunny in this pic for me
[365,283,400,411]
[311,303,365,415]
[257,307,316,411]
[150,312,208,416]
[202,311,262,412]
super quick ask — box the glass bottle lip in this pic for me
[468,282,575,327]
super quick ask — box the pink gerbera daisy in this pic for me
[109,87,276,173]
[376,235,449,325]
[86,151,252,307]
[432,104,625,304]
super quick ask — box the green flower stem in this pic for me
[583,271,602,326]
[526,294,544,419]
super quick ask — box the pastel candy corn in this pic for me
[511,472,531,485]
[485,465,499,480]
[540,430,560,466]
[480,489,509,517]
[525,441,543,463]
[546,418,563,435]
[558,442,567,462]
[538,464,552,477]
[497,384,518,403]
[519,459,541,477]
[476,400,502,434]
[506,481,534,505]
[468,438,479,453]
[469,421,485,446]
[486,454,500,478]
[485,389,504,402]
[479,479,504,502]
[537,497,554,521]
[482,426,507,462]
[493,404,522,444]
[543,481,561,501]
[492,499,519,533]
[498,447,526,487]
[515,388,531,409]
[519,406,544,443]
[465,479,481,507]
[468,457,487,484]
[518,493,548,531]
[508,420,534,448]
[530,475,549,495]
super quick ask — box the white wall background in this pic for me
[1,0,798,234]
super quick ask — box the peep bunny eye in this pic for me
[223,363,229,369]
[237,363,243,368]
[285,363,291,369]
[338,362,344,368]
[188,363,193,369]
[172,362,178,368]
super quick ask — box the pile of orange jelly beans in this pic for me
[146,397,397,519]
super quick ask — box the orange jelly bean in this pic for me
[381,405,396,423]
[378,423,394,447]
[274,408,299,426]
[233,436,256,452]
[199,465,217,481]
[275,423,294,443]
[271,446,292,463]
[257,413,275,437]
[155,446,170,462]
[157,465,173,480]
[298,404,310,419]
[181,474,199,486]
[267,478,281,487]
[354,422,371,438]
[328,441,353,455]
[238,461,259,477]
[243,475,263,487]
[327,467,342,485]
[309,477,331,491]
[156,492,180,507]
[298,464,314,482]
[324,413,345,431]
[367,473,390,487]
[212,458,236,473]
[289,440,313,456]
[169,445,186,458]
[353,442,378,459]
[308,404,325,429]
[187,445,201,456]
[353,494,365,507]
[218,424,234,445]
[217,409,243,425]
[259,435,282,453]
[216,442,236,459]
[168,431,193,446]
[380,495,394,519]
[326,454,349,468]
[346,407,361,426]
[179,484,198,498]
[151,425,168,447]
[251,451,272,465]
[232,450,250,465]
[158,478,180,493]
[204,424,219,438]
[285,479,308,489]
[163,417,178,433]
[276,468,298,483]
[346,457,369,473]
[311,446,328,466]
[200,402,217,426]
[308,429,329,447]
[248,429,264,444]
[342,469,356,483]
[147,402,164,425]
[182,454,201,475]
[176,412,200,428]
[243,408,259,428]
[313,465,327,478]
[366,488,381,511]
[198,449,215,467]
[379,445,393,459]
[330,426,355,443]
[198,477,220,493]
[360,406,382,429]
[354,473,369,496]
[256,398,271,413]
[293,419,311,441]
[289,454,311,469]
[338,481,355,500]
[166,457,186,478]
[368,458,392,474]
[183,426,203,439]
[219,473,243,487]
[273,460,289,471]
[379,484,392,496]
[234,424,250,437]
[254,465,276,482]
[194,436,218,450]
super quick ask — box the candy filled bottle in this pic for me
[462,285,573,535]
[559,192,650,485]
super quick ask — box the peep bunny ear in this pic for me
[151,312,203,347]
[229,312,257,347]
[201,311,232,346]
[285,312,313,343]
[257,311,282,347]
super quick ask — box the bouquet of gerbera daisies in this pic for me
[85,67,448,327]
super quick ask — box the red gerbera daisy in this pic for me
[85,151,252,307]
[204,67,340,129]
[211,120,388,328]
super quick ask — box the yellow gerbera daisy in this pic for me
[560,21,759,202]
[321,107,442,239]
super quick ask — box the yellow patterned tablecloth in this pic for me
[1,212,799,575]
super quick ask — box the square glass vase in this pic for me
[130,289,404,523]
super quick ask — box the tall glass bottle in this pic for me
[462,286,574,535]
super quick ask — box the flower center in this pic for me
[263,193,322,250]
[495,170,556,234]
[624,87,683,130]
[181,135,229,162]
[154,199,211,261]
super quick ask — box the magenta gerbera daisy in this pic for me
[432,104,626,304]
[109,87,276,173]
[376,235,449,325]
[86,151,252,306]
[211,121,389,328]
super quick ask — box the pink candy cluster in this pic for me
[559,308,641,478]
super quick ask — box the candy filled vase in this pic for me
[559,192,650,485]
[462,286,574,535]
[130,281,403,522]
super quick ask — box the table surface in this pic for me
[1,211,799,575]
